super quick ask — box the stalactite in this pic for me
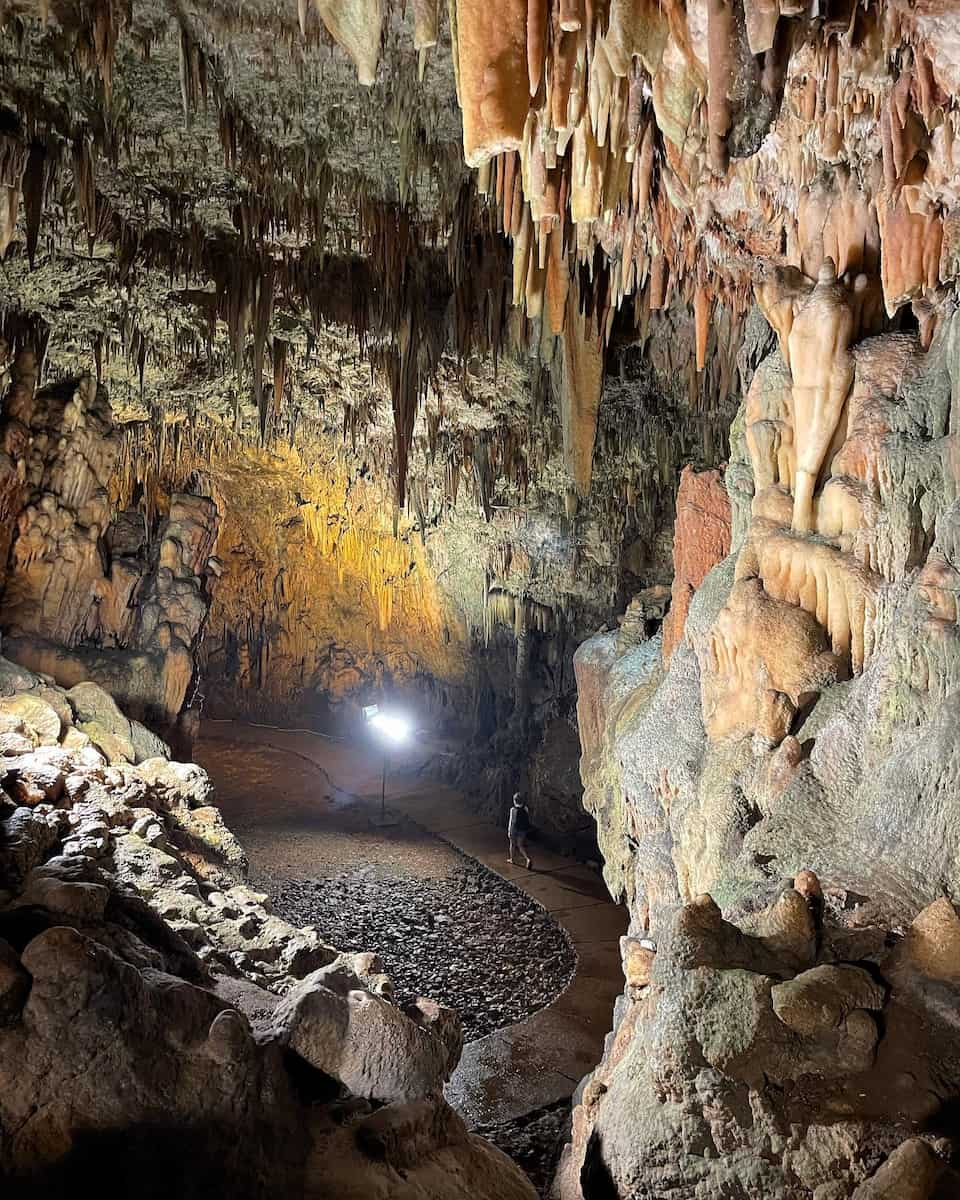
[561,272,604,497]
[312,0,384,85]
[457,0,530,166]
[273,338,288,417]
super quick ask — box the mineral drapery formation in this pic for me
[3,1,960,1196]
[571,262,960,1199]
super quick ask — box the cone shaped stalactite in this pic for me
[561,272,604,498]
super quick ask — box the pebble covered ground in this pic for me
[197,736,577,1041]
[264,860,575,1040]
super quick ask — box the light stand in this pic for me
[362,704,410,827]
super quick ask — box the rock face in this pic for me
[0,657,535,1200]
[556,882,960,1199]
[568,292,960,1193]
[0,366,219,748]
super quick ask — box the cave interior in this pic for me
[2,0,960,1197]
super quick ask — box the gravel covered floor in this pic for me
[196,735,576,1042]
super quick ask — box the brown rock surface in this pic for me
[661,466,732,665]
[0,658,536,1199]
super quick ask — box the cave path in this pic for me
[199,720,628,1126]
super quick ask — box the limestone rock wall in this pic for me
[566,298,960,1195]
[0,654,535,1200]
[0,347,220,746]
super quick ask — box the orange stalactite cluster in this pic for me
[434,0,960,368]
[112,413,457,647]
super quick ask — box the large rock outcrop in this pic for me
[556,880,960,1198]
[0,361,220,748]
[0,656,535,1200]
[568,290,960,1194]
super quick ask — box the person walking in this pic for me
[507,792,533,869]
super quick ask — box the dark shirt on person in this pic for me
[509,803,530,836]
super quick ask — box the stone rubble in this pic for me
[0,655,537,1199]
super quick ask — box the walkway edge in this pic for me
[202,721,628,1126]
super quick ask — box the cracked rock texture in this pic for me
[0,654,535,1199]
[566,303,960,1196]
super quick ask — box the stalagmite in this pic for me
[786,258,854,533]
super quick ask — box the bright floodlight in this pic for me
[368,711,410,744]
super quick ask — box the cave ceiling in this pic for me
[2,0,959,645]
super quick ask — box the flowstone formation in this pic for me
[570,273,960,1195]
[0,345,220,751]
[557,879,960,1198]
[0,655,535,1199]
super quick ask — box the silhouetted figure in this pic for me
[508,792,533,869]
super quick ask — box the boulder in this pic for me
[33,684,74,731]
[130,720,171,764]
[67,681,133,736]
[771,965,886,1037]
[111,832,197,898]
[0,937,30,1023]
[272,966,461,1103]
[14,871,110,922]
[851,1139,944,1199]
[171,804,247,877]
[0,657,38,696]
[0,695,61,745]
[0,806,64,886]
[78,719,135,764]
[2,755,65,806]
[69,682,136,762]
[0,729,35,757]
[886,897,960,984]
[136,758,215,810]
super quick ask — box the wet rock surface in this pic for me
[475,1101,571,1198]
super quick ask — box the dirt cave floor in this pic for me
[195,733,577,1043]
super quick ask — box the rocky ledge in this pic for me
[557,874,960,1199]
[0,654,536,1199]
